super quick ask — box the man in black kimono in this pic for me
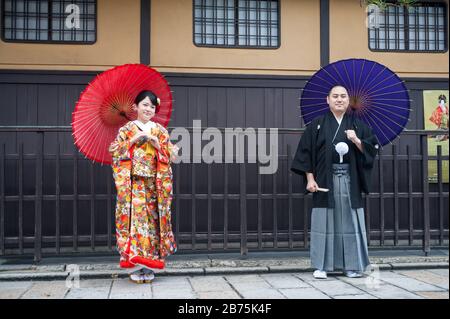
[291,85,379,279]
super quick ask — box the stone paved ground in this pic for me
[0,268,448,299]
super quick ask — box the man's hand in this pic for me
[344,130,360,144]
[307,180,319,193]
[345,130,363,152]
[306,172,319,192]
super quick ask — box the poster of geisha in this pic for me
[423,90,449,183]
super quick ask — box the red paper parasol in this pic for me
[72,64,173,165]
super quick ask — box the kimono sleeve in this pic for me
[359,122,379,169]
[156,126,172,164]
[291,123,314,176]
[109,126,132,162]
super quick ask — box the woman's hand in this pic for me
[148,135,161,151]
[131,131,148,145]
[130,132,161,151]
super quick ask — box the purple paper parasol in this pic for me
[300,58,411,146]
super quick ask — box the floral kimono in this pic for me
[429,104,449,129]
[109,120,177,269]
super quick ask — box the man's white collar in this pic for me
[333,113,344,125]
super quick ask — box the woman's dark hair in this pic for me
[438,94,447,102]
[134,90,160,113]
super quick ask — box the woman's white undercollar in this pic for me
[134,120,157,131]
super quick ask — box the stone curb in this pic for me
[0,262,447,282]
[204,266,269,275]
[390,262,449,270]
[0,272,70,281]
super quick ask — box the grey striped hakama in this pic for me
[310,164,370,272]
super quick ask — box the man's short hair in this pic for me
[328,85,349,96]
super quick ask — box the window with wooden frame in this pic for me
[194,0,280,48]
[1,0,96,43]
[368,2,447,52]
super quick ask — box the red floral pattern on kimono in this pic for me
[109,121,177,269]
[429,105,449,129]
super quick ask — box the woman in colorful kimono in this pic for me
[429,94,448,142]
[429,94,449,129]
[109,90,178,284]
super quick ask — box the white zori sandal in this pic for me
[313,270,328,279]
[128,267,155,284]
[129,270,145,284]
[140,268,155,283]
